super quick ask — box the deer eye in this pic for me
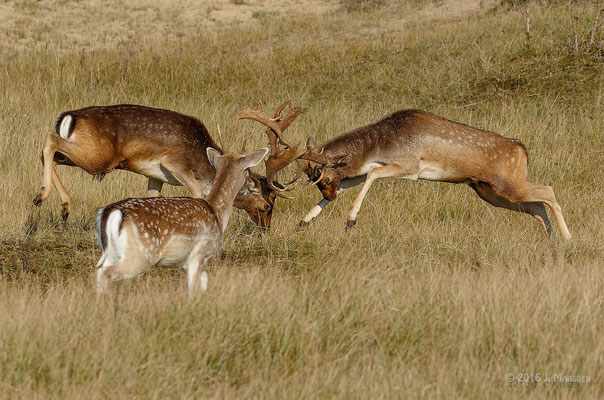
[264,204,270,211]
[324,177,331,185]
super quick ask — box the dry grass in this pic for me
[0,0,602,398]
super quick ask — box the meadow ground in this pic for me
[0,0,602,398]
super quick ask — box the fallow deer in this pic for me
[95,147,268,295]
[33,104,303,228]
[297,109,571,240]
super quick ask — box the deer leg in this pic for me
[299,198,331,226]
[96,257,149,293]
[513,185,571,241]
[185,249,208,297]
[96,220,153,293]
[470,182,552,239]
[346,163,418,228]
[160,160,204,198]
[35,132,75,210]
[51,163,72,221]
[96,236,151,293]
[147,178,164,197]
[299,176,367,226]
[34,132,60,206]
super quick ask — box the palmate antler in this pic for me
[234,102,306,198]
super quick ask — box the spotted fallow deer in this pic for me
[95,147,268,295]
[297,109,571,240]
[33,104,303,228]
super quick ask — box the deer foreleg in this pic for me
[161,159,204,198]
[299,198,331,226]
[147,178,164,197]
[346,163,418,228]
[299,176,367,227]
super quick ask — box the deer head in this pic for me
[232,170,282,229]
[296,137,351,201]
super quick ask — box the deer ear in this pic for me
[242,148,269,169]
[306,137,316,149]
[330,155,350,168]
[207,147,221,168]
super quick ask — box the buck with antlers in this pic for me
[296,109,571,240]
[33,103,303,228]
[95,147,268,294]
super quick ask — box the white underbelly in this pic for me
[136,160,181,185]
[417,161,455,181]
[357,162,386,176]
[136,160,212,195]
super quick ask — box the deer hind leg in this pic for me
[97,256,150,293]
[96,215,153,293]
[34,147,72,220]
[487,178,571,241]
[51,163,72,221]
[185,247,208,297]
[346,163,419,228]
[96,240,151,293]
[34,132,73,208]
[147,178,164,197]
[470,182,552,239]
[513,184,571,241]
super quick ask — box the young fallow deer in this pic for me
[95,147,268,295]
[33,104,303,228]
[296,109,571,240]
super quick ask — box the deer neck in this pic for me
[205,168,242,233]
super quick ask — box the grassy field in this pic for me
[0,0,603,398]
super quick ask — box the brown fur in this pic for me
[95,149,268,294]
[301,109,570,240]
[35,104,276,227]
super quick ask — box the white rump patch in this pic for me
[96,209,127,268]
[59,115,73,140]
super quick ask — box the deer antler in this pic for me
[273,102,305,144]
[234,103,291,150]
[234,102,306,196]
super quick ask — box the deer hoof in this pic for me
[33,194,42,206]
[61,208,70,222]
[297,220,310,228]
[345,220,356,229]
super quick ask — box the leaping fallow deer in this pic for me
[296,109,571,240]
[33,104,303,228]
[95,147,268,295]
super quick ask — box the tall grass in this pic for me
[0,1,602,398]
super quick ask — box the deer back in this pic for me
[308,109,528,183]
[55,105,220,178]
